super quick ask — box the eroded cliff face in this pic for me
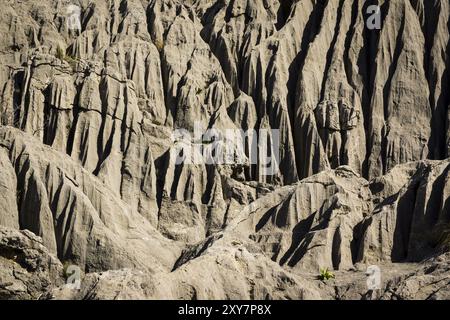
[0,0,449,300]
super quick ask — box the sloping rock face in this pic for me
[0,226,63,300]
[0,0,449,300]
[225,159,449,279]
[359,160,450,263]
[0,126,181,272]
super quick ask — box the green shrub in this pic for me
[55,45,78,71]
[56,45,65,60]
[64,54,78,71]
[318,267,335,281]
[62,261,71,279]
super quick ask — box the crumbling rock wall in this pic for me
[0,0,449,300]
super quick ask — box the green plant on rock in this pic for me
[154,39,164,52]
[55,45,78,71]
[64,54,78,71]
[62,261,72,279]
[56,45,66,60]
[318,267,335,281]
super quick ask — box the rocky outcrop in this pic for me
[46,243,324,300]
[0,126,181,274]
[380,253,450,300]
[233,166,373,272]
[359,159,450,263]
[0,0,449,300]
[225,160,450,272]
[0,226,63,300]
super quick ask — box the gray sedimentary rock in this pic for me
[0,226,63,300]
[0,0,449,300]
[359,159,450,263]
[0,127,181,273]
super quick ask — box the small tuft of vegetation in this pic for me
[56,45,66,61]
[62,261,72,279]
[64,54,78,71]
[318,267,335,281]
[154,39,164,52]
[55,45,78,71]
